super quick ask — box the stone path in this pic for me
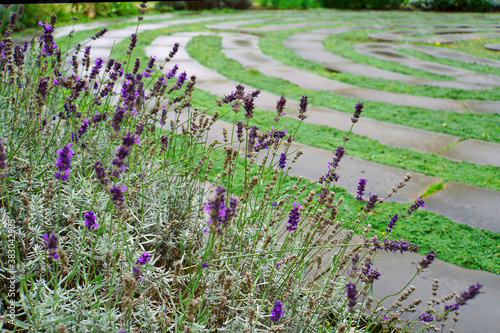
[52,12,500,332]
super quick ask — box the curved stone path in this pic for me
[49,11,500,332]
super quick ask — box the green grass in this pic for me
[263,28,500,101]
[184,34,500,143]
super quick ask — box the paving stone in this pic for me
[407,44,500,67]
[438,139,500,167]
[423,181,500,232]
[484,43,500,51]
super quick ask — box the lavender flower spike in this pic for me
[278,152,287,169]
[286,202,301,231]
[417,250,436,272]
[356,178,367,201]
[270,300,283,322]
[345,282,358,313]
[43,232,59,259]
[136,251,151,265]
[456,283,483,306]
[298,95,308,120]
[0,138,6,179]
[83,210,98,230]
[386,214,398,233]
[55,143,74,180]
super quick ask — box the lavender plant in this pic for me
[0,5,483,333]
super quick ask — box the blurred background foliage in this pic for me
[1,0,498,35]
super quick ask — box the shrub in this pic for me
[404,0,497,11]
[0,4,484,332]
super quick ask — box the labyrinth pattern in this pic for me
[51,10,500,332]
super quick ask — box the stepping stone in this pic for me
[407,44,500,68]
[370,247,500,333]
[423,181,500,232]
[287,34,489,90]
[438,139,500,167]
[484,44,500,51]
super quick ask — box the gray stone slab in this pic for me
[438,139,500,167]
[403,61,475,77]
[408,44,500,68]
[369,249,500,332]
[223,49,281,67]
[334,87,467,112]
[484,43,500,51]
[461,100,500,114]
[423,181,500,232]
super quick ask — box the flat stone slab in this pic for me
[370,248,500,332]
[286,34,489,90]
[484,44,500,51]
[423,181,500,232]
[438,139,500,167]
[408,44,500,68]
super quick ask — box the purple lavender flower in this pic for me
[91,28,108,40]
[127,33,138,55]
[356,178,367,201]
[161,135,169,152]
[83,210,98,230]
[275,262,281,268]
[0,138,6,179]
[43,232,59,259]
[364,193,378,212]
[54,143,74,180]
[236,121,245,141]
[91,111,107,125]
[82,46,91,70]
[112,105,126,132]
[204,186,228,234]
[345,282,357,313]
[89,57,104,80]
[351,102,364,123]
[270,300,283,322]
[244,95,255,119]
[278,152,287,169]
[36,77,49,107]
[286,202,301,232]
[407,197,425,215]
[382,237,419,253]
[202,262,210,268]
[109,184,127,212]
[220,197,238,230]
[275,96,286,120]
[136,251,151,265]
[175,71,187,89]
[247,125,259,156]
[94,161,109,186]
[166,64,179,79]
[386,214,398,233]
[456,283,483,306]
[419,312,433,322]
[298,95,308,120]
[143,55,156,77]
[112,132,140,178]
[167,43,179,60]
[418,250,436,271]
[361,260,382,284]
[444,304,459,312]
[38,21,57,56]
[132,265,143,281]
